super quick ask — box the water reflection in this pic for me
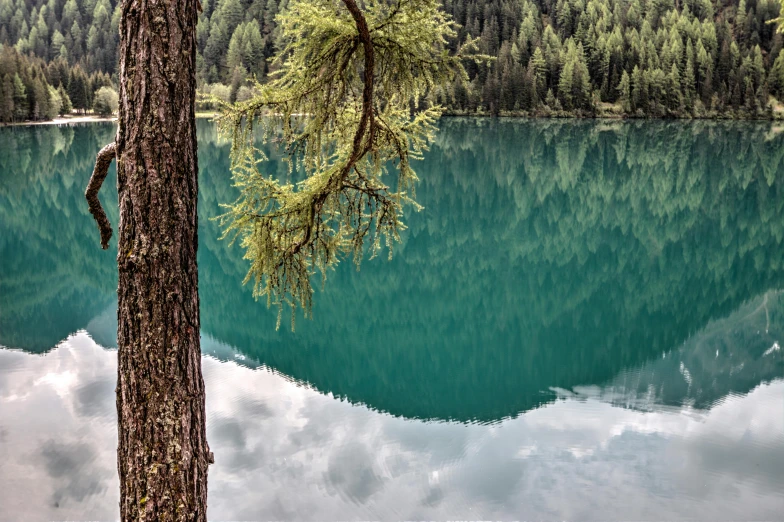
[1,120,784,518]
[1,332,782,520]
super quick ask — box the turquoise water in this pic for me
[1,119,783,519]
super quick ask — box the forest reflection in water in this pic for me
[0,119,783,520]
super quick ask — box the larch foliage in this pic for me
[216,0,480,327]
[770,0,784,33]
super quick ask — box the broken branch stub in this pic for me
[86,142,117,250]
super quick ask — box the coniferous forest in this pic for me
[1,0,784,121]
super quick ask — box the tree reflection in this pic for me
[2,119,783,422]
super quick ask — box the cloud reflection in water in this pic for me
[1,332,782,521]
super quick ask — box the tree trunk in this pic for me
[115,0,208,520]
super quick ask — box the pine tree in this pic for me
[696,40,711,100]
[736,0,747,43]
[667,63,682,111]
[243,22,264,78]
[528,46,546,99]
[203,21,227,74]
[751,45,765,91]
[617,69,631,112]
[46,84,61,118]
[631,65,645,111]
[51,30,65,59]
[70,20,83,61]
[545,87,557,109]
[61,0,80,32]
[0,74,10,122]
[572,42,592,110]
[12,72,26,120]
[558,49,574,108]
[226,26,244,73]
[57,83,72,114]
[30,72,50,120]
[217,0,244,31]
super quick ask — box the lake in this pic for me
[1,119,783,520]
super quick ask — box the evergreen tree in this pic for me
[226,25,243,72]
[67,64,90,112]
[617,69,631,112]
[51,29,65,58]
[631,65,645,111]
[529,46,546,99]
[46,84,61,118]
[243,22,264,77]
[0,73,11,121]
[558,48,574,107]
[667,62,682,111]
[12,72,26,120]
[29,70,50,119]
[57,82,72,114]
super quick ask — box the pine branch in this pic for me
[217,0,477,322]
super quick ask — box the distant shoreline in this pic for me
[4,111,783,128]
[2,113,221,128]
[3,115,117,127]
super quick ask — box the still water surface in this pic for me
[1,119,783,520]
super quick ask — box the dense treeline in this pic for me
[2,0,784,117]
[0,44,113,122]
[197,0,784,117]
[0,0,118,73]
[0,0,117,122]
[438,0,784,116]
[0,44,66,121]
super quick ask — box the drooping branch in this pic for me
[218,0,475,320]
[341,0,375,165]
[288,0,376,257]
[86,142,117,250]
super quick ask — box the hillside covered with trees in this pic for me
[1,0,784,118]
[0,43,114,122]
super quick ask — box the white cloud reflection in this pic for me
[0,332,783,521]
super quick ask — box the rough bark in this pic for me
[115,0,209,520]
